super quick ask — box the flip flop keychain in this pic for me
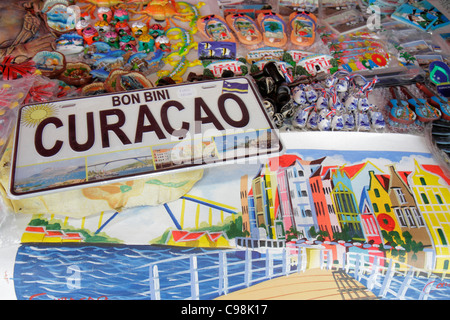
[289,11,317,47]
[197,14,236,43]
[257,12,288,48]
[225,13,262,46]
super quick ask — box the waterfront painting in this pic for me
[1,132,450,300]
[86,147,155,181]
[13,157,86,193]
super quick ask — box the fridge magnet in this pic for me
[409,0,450,30]
[416,82,450,121]
[225,13,262,46]
[388,86,416,124]
[32,51,66,78]
[257,12,288,48]
[289,11,317,47]
[400,86,441,122]
[43,3,80,34]
[391,3,438,31]
[197,14,236,42]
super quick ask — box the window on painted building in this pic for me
[298,170,304,177]
[412,208,425,226]
[384,204,391,213]
[305,209,312,217]
[394,208,408,227]
[373,203,379,213]
[404,208,417,227]
[302,190,308,197]
[421,193,430,204]
[438,228,448,246]
[435,194,443,204]
[328,204,334,214]
[420,177,426,185]
[374,189,380,197]
[394,188,407,204]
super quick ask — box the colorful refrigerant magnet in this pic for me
[198,41,236,60]
[257,12,288,48]
[388,87,417,124]
[225,13,262,45]
[289,11,317,47]
[32,51,66,78]
[400,86,441,122]
[197,14,236,42]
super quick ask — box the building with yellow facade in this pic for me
[408,160,450,272]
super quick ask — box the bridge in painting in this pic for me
[93,194,238,234]
[87,155,153,171]
[163,194,239,230]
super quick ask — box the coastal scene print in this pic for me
[3,133,450,300]
[13,157,86,193]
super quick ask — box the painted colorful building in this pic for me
[408,160,450,272]
[330,168,365,241]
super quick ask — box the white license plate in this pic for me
[9,77,284,199]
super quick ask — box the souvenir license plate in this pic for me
[9,77,284,199]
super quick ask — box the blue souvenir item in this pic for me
[369,109,386,130]
[400,86,441,122]
[357,112,371,131]
[416,82,450,120]
[344,112,356,131]
[292,106,312,129]
[307,110,319,130]
[331,113,345,131]
[388,87,416,124]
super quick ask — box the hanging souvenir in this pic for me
[289,11,317,47]
[197,15,236,42]
[257,12,288,48]
[225,13,262,46]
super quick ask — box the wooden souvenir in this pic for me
[105,69,153,92]
[0,1,56,62]
[32,50,66,78]
[257,12,288,48]
[225,13,262,46]
[197,14,236,43]
[289,11,317,47]
[59,62,93,87]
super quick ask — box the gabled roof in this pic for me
[207,232,224,242]
[422,164,450,185]
[25,226,46,233]
[45,230,64,237]
[268,154,325,172]
[169,230,227,244]
[397,171,412,186]
[171,230,189,242]
[374,174,390,192]
[180,231,206,241]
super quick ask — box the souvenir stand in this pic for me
[0,0,450,302]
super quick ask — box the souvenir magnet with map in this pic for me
[225,13,262,46]
[257,12,288,48]
[429,61,450,97]
[197,14,236,42]
[289,11,317,47]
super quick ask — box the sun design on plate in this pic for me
[21,104,58,127]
